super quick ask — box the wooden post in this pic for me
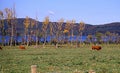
[31,65,37,73]
[89,70,96,73]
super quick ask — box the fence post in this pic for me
[31,65,37,73]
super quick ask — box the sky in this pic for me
[0,0,120,25]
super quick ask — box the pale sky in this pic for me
[0,0,120,25]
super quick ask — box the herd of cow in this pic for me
[0,45,102,50]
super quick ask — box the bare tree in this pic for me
[70,19,75,46]
[4,8,11,46]
[30,16,39,46]
[0,10,5,46]
[11,4,17,46]
[35,16,39,46]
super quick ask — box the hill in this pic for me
[2,18,120,35]
[83,22,120,35]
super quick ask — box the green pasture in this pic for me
[0,44,120,73]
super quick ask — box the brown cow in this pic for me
[92,45,101,51]
[19,45,25,50]
[0,46,2,50]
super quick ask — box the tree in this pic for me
[63,29,69,44]
[4,7,17,46]
[95,32,103,44]
[2,4,17,46]
[78,21,85,47]
[87,34,93,44]
[0,11,4,29]
[42,16,49,48]
[24,16,30,46]
[70,19,75,46]
[49,22,54,43]
[105,31,112,44]
[35,16,39,46]
[64,20,71,44]
[114,33,120,44]
[4,8,12,46]
[31,19,35,45]
[31,15,39,46]
[0,10,5,46]
[11,4,17,46]
[55,18,64,48]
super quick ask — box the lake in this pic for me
[0,35,87,43]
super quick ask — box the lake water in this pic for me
[0,35,87,43]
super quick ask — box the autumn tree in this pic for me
[4,6,17,46]
[64,19,75,46]
[42,16,49,48]
[63,20,71,44]
[30,19,35,44]
[54,18,64,48]
[49,21,55,44]
[30,15,39,46]
[78,21,85,47]
[24,16,30,46]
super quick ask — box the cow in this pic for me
[19,45,26,50]
[92,45,101,51]
[0,46,2,50]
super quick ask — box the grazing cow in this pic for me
[0,46,2,50]
[92,45,101,51]
[19,45,25,50]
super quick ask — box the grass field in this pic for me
[0,44,120,73]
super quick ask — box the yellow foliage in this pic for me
[31,20,35,27]
[79,21,85,31]
[63,29,69,33]
[24,16,30,28]
[43,16,49,25]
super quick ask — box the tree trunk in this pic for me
[10,24,14,46]
[71,29,73,47]
[56,43,58,48]
[2,36,5,46]
[80,32,82,45]
[76,35,79,48]
[43,34,46,48]
[36,36,38,46]
[27,34,29,46]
